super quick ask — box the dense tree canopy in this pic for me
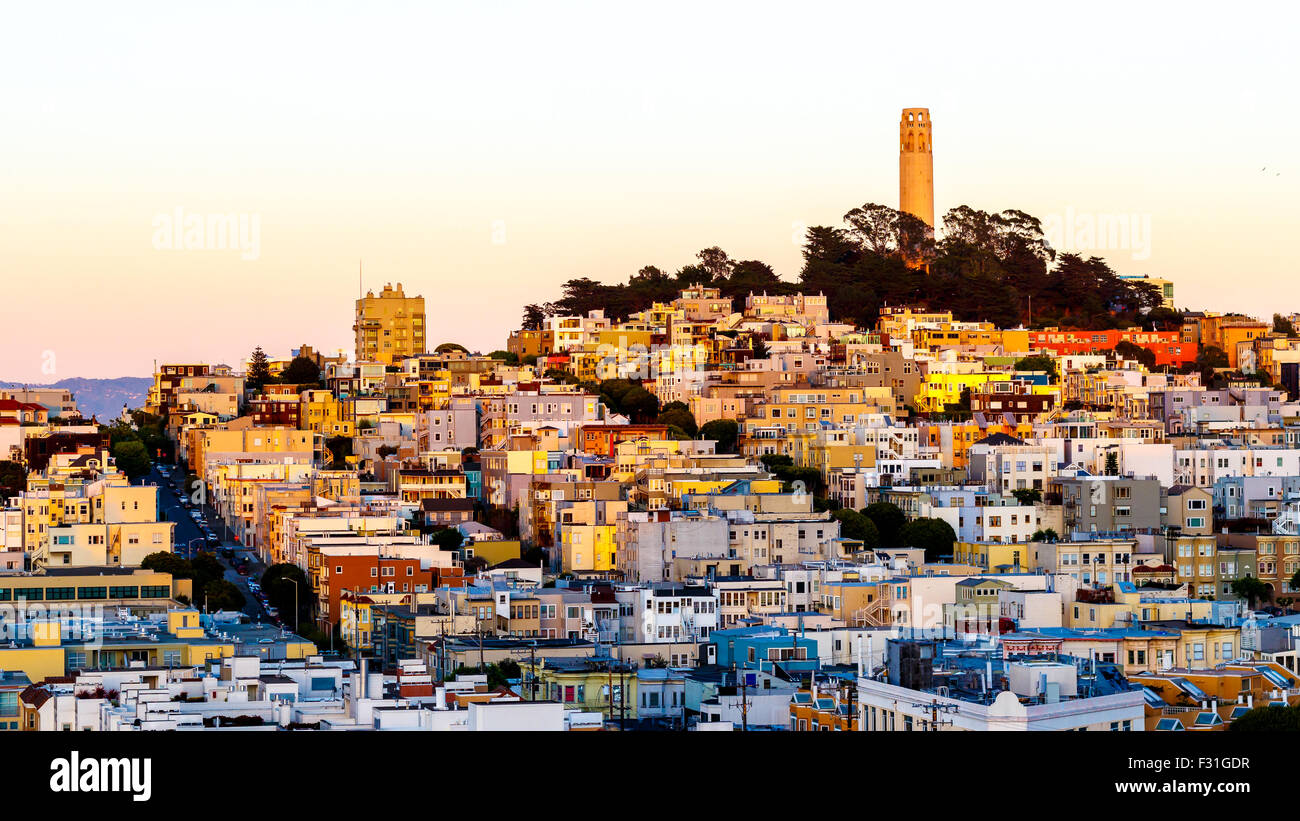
[261,563,313,625]
[700,419,738,453]
[1113,340,1156,370]
[864,502,906,547]
[1014,355,1058,380]
[517,203,1167,335]
[203,579,246,612]
[0,461,27,498]
[832,508,880,549]
[657,402,698,437]
[111,440,151,481]
[279,355,323,386]
[899,517,958,563]
[1228,705,1300,732]
[142,551,228,599]
[759,454,823,497]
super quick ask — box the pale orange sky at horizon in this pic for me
[2,2,1296,383]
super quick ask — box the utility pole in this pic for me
[740,672,749,732]
[910,698,956,731]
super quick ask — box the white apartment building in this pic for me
[618,583,719,643]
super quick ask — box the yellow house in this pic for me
[189,427,316,473]
[560,524,617,573]
[952,541,1035,573]
[354,282,426,365]
[23,472,175,569]
[392,468,467,503]
[340,593,374,650]
[1065,592,1212,629]
[918,419,1037,469]
[757,386,896,428]
[299,390,355,437]
[914,322,1000,352]
[0,610,254,684]
[915,372,1012,414]
[466,539,523,568]
[613,439,683,481]
[820,580,890,627]
[789,429,877,482]
[506,450,554,476]
[999,329,1032,355]
[521,657,638,719]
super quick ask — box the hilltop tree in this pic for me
[656,402,697,437]
[246,346,272,393]
[618,386,659,423]
[726,260,783,302]
[112,439,151,481]
[899,517,958,563]
[1228,704,1300,732]
[1011,488,1042,505]
[202,579,246,612]
[0,461,27,498]
[261,563,313,625]
[700,419,738,454]
[832,508,880,549]
[1104,451,1120,476]
[521,304,552,330]
[1113,340,1157,370]
[864,502,906,547]
[519,201,1177,335]
[1231,576,1270,609]
[1192,345,1229,384]
[279,355,323,387]
[695,246,735,282]
[1014,354,1059,380]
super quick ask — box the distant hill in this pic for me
[0,377,152,422]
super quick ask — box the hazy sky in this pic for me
[2,1,1296,382]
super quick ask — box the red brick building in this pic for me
[247,396,301,427]
[320,554,434,628]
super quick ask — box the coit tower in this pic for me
[899,107,935,228]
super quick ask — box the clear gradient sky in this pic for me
[2,1,1296,382]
